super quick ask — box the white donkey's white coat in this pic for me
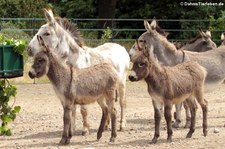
[27,9,130,134]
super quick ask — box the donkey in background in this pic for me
[175,30,217,52]
[29,35,120,145]
[129,39,208,144]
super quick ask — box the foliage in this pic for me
[101,27,112,43]
[209,10,225,44]
[0,79,21,136]
[0,0,48,18]
[1,0,225,45]
[0,33,27,56]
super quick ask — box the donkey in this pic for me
[27,9,130,134]
[146,19,216,52]
[129,40,208,144]
[175,30,217,52]
[129,19,225,128]
[29,35,119,145]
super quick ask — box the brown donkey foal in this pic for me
[129,40,208,144]
[28,36,119,145]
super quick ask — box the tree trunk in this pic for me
[97,0,117,39]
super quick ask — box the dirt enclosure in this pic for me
[0,81,224,149]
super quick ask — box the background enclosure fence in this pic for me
[1,18,225,44]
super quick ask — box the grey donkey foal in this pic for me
[129,40,208,144]
[28,35,119,145]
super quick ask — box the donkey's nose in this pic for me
[28,71,35,79]
[128,75,137,82]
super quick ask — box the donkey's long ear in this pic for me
[199,28,206,38]
[150,18,157,30]
[44,8,55,26]
[144,19,152,32]
[205,30,211,38]
[221,33,225,40]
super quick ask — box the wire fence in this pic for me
[1,18,225,84]
[1,18,225,43]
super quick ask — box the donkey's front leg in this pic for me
[151,100,163,144]
[59,106,73,145]
[71,104,77,134]
[164,103,173,142]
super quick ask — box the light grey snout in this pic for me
[128,71,138,82]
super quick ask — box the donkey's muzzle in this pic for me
[128,75,137,82]
[28,71,35,79]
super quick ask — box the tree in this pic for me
[97,0,117,38]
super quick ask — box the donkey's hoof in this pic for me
[184,121,191,128]
[97,132,102,140]
[186,132,193,138]
[167,137,172,143]
[203,129,208,136]
[109,137,116,143]
[172,122,180,128]
[82,130,89,136]
[119,126,125,132]
[150,137,158,144]
[59,138,70,145]
[82,127,90,136]
[119,122,126,131]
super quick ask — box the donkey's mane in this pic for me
[155,24,169,37]
[185,34,202,44]
[153,31,177,53]
[55,17,84,47]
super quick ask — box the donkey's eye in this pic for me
[37,58,44,63]
[138,63,145,67]
[43,32,50,36]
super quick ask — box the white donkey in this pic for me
[27,9,130,135]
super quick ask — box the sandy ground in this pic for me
[0,81,224,149]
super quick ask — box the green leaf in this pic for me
[0,78,21,136]
[2,115,12,123]
[0,126,6,134]
[13,106,21,113]
[0,33,26,56]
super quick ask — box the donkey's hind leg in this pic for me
[96,97,109,141]
[173,103,182,128]
[183,100,191,128]
[106,94,117,143]
[185,97,197,138]
[119,80,127,131]
[80,105,90,136]
[195,89,208,137]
